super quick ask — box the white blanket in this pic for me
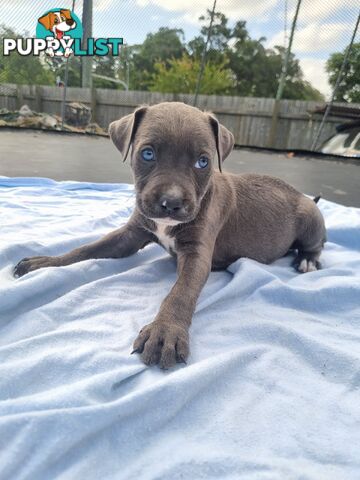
[0,177,359,480]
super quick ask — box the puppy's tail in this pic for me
[313,195,321,204]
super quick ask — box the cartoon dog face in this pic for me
[38,9,76,40]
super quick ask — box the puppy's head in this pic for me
[38,9,76,38]
[109,102,234,225]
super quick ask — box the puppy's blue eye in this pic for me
[141,148,155,161]
[194,156,209,169]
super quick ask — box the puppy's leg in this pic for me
[14,221,153,277]
[133,250,212,369]
[293,201,326,273]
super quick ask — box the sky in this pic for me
[1,0,359,98]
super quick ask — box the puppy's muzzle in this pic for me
[140,187,196,222]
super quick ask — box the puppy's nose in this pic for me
[159,195,183,213]
[66,19,74,26]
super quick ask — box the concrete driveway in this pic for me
[0,128,359,207]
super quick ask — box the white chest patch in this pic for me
[154,222,176,253]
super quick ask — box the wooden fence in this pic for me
[0,83,359,150]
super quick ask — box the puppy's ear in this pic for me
[60,9,72,19]
[38,13,52,31]
[208,114,234,173]
[108,106,147,162]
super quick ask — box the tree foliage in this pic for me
[326,43,360,103]
[0,26,55,85]
[149,56,234,95]
[45,56,81,87]
[192,11,323,100]
[130,27,185,90]
[93,52,120,89]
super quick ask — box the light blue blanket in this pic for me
[0,177,359,480]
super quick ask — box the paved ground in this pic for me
[1,128,359,207]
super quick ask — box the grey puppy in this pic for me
[14,102,326,369]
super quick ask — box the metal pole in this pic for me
[193,0,217,107]
[284,0,288,50]
[311,11,360,151]
[267,0,302,147]
[81,0,93,88]
[61,0,76,130]
[276,0,302,101]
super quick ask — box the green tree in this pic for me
[188,11,231,65]
[149,55,234,95]
[93,52,118,89]
[131,27,185,90]
[45,56,81,87]
[192,11,323,100]
[0,26,55,85]
[326,43,360,103]
[232,43,323,100]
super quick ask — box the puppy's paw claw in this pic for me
[132,321,189,369]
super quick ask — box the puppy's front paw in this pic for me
[132,320,189,369]
[14,256,58,278]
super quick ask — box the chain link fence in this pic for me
[0,0,359,150]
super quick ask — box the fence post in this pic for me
[35,85,42,112]
[16,85,24,109]
[91,86,97,122]
[267,99,280,148]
